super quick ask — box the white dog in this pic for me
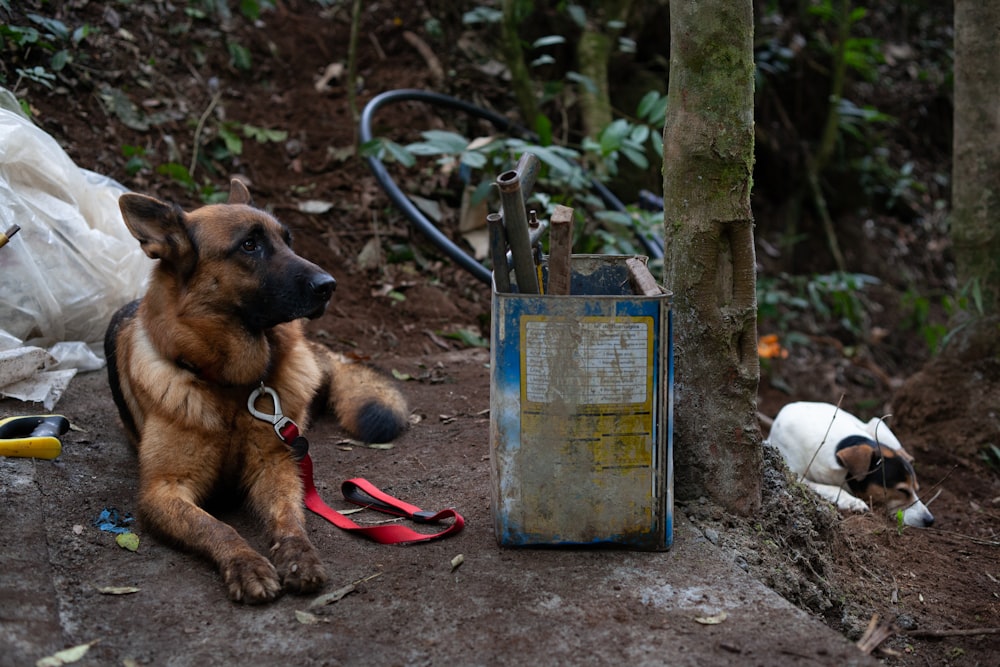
[767,401,934,528]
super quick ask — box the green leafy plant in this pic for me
[757,271,880,338]
[901,279,988,355]
[980,444,1000,472]
[121,145,152,177]
[0,12,95,95]
[439,328,489,349]
[361,89,667,258]
[210,121,288,162]
[144,120,285,202]
[581,90,667,177]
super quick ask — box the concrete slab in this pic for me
[1,365,876,666]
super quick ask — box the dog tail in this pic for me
[311,343,409,443]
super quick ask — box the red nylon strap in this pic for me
[298,454,464,545]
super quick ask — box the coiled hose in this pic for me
[358,88,664,284]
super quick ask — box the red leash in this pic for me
[300,455,464,544]
[248,385,464,545]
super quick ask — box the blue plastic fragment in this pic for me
[93,508,135,534]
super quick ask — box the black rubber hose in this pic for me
[359,89,663,284]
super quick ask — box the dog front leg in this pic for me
[802,480,871,514]
[138,479,283,604]
[243,452,328,595]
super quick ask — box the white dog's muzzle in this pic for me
[901,499,934,528]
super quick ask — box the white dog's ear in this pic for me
[864,417,904,448]
[836,443,874,482]
[895,446,915,463]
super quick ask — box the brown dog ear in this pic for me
[118,193,194,273]
[836,443,875,482]
[228,179,252,205]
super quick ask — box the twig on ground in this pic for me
[856,614,898,655]
[189,88,222,178]
[403,30,444,88]
[908,627,1000,639]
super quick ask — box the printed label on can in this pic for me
[516,315,657,539]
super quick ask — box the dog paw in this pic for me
[840,496,871,514]
[221,551,283,604]
[270,536,328,594]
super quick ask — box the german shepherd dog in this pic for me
[105,180,408,603]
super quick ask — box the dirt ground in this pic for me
[1,1,998,665]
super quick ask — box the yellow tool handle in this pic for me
[0,414,69,459]
[0,436,62,459]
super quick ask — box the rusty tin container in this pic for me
[490,255,673,550]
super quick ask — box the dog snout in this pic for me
[310,273,336,300]
[902,501,934,528]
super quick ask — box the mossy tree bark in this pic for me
[662,0,761,514]
[575,0,634,144]
[953,2,1000,321]
[501,0,539,127]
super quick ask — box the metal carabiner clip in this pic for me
[247,384,299,443]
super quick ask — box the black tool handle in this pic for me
[31,416,71,438]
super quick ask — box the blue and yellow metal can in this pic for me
[490,255,674,550]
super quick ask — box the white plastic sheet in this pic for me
[0,86,150,348]
[0,86,151,407]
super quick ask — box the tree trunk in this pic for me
[501,0,539,128]
[661,0,761,514]
[575,0,634,144]
[953,1,1000,317]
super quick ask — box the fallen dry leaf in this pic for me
[115,532,139,552]
[35,639,100,667]
[97,586,141,595]
[694,611,728,625]
[294,610,328,625]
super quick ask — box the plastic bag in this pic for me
[0,86,150,348]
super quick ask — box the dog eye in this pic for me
[240,237,259,253]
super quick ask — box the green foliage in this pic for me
[980,444,1000,472]
[121,145,152,177]
[238,0,274,21]
[461,2,665,178]
[226,40,252,70]
[361,89,667,257]
[900,290,946,354]
[209,121,288,162]
[593,89,668,176]
[807,2,882,81]
[0,12,96,95]
[177,1,270,70]
[901,279,988,355]
[439,328,489,348]
[853,150,926,214]
[757,271,879,337]
[461,7,503,25]
[754,0,922,218]
[136,119,286,202]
